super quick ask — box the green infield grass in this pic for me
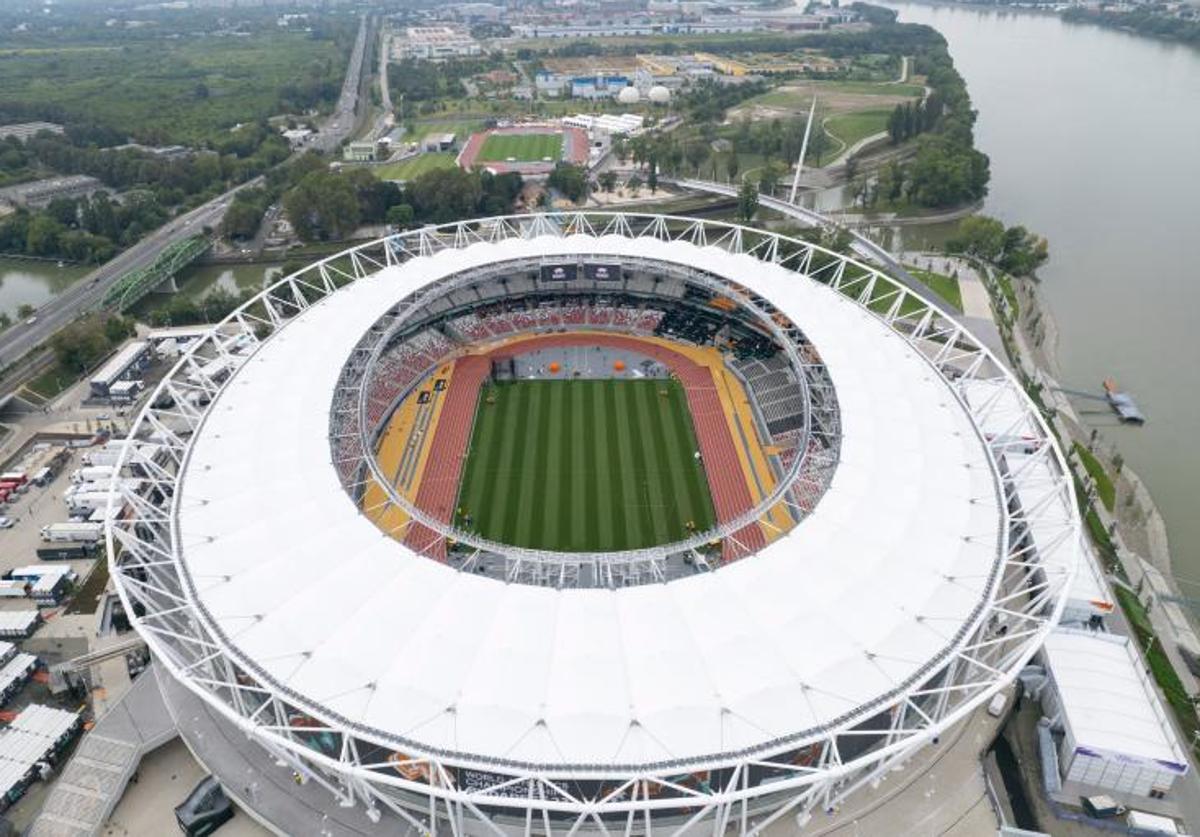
[456,378,716,551]
[477,132,563,163]
[373,152,458,181]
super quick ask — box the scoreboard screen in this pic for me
[540,263,577,282]
[584,263,622,281]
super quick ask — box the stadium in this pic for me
[106,213,1082,835]
[457,124,589,175]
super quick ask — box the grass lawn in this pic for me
[1073,442,1117,511]
[823,108,891,152]
[456,378,716,551]
[477,132,563,163]
[745,81,923,111]
[374,152,458,181]
[23,361,83,401]
[906,267,963,312]
[812,80,925,97]
[407,120,485,142]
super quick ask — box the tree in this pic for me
[807,122,831,167]
[844,155,859,183]
[726,152,740,182]
[947,215,1005,261]
[49,313,116,372]
[386,203,415,228]
[17,304,35,320]
[626,174,643,193]
[282,170,360,241]
[757,161,786,196]
[947,215,1049,276]
[598,171,618,193]
[647,159,658,194]
[547,163,587,203]
[685,141,708,175]
[737,179,759,222]
[25,215,64,257]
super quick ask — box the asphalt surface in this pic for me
[312,14,370,153]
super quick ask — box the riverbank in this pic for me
[1014,275,1176,582]
[877,0,1200,603]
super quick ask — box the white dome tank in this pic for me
[648,85,671,104]
[617,86,641,104]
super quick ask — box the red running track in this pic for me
[405,355,491,559]
[405,335,766,562]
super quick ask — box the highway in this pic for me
[0,183,254,373]
[0,14,376,398]
[312,14,371,153]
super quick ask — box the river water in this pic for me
[0,258,90,322]
[880,2,1200,585]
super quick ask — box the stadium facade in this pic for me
[107,213,1082,835]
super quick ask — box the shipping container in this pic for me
[39,522,103,543]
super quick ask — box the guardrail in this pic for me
[103,235,211,312]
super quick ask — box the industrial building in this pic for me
[0,704,82,815]
[561,112,645,136]
[0,643,37,708]
[0,612,40,640]
[1040,628,1189,800]
[0,122,64,143]
[108,213,1081,834]
[88,339,150,400]
[0,175,108,210]
[394,26,481,60]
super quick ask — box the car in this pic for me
[986,692,1008,718]
[25,316,37,326]
[175,775,234,836]
[0,518,12,529]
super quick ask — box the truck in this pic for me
[0,472,27,486]
[36,542,94,561]
[70,466,115,485]
[64,478,141,500]
[40,522,104,543]
[64,491,119,515]
[1126,810,1181,834]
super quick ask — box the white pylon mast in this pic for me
[788,97,817,206]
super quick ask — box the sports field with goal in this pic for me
[477,131,563,162]
[456,378,716,551]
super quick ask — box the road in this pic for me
[0,15,376,401]
[0,182,254,374]
[312,14,372,153]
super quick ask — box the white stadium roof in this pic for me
[178,234,1005,768]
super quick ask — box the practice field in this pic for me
[456,378,716,551]
[373,152,457,181]
[477,132,563,163]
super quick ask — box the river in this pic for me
[0,258,90,323]
[879,2,1200,586]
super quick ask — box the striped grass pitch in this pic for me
[456,378,716,551]
[477,132,563,163]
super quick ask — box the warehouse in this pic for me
[0,705,82,813]
[88,340,150,399]
[0,611,42,640]
[0,645,37,707]
[1041,628,1189,799]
